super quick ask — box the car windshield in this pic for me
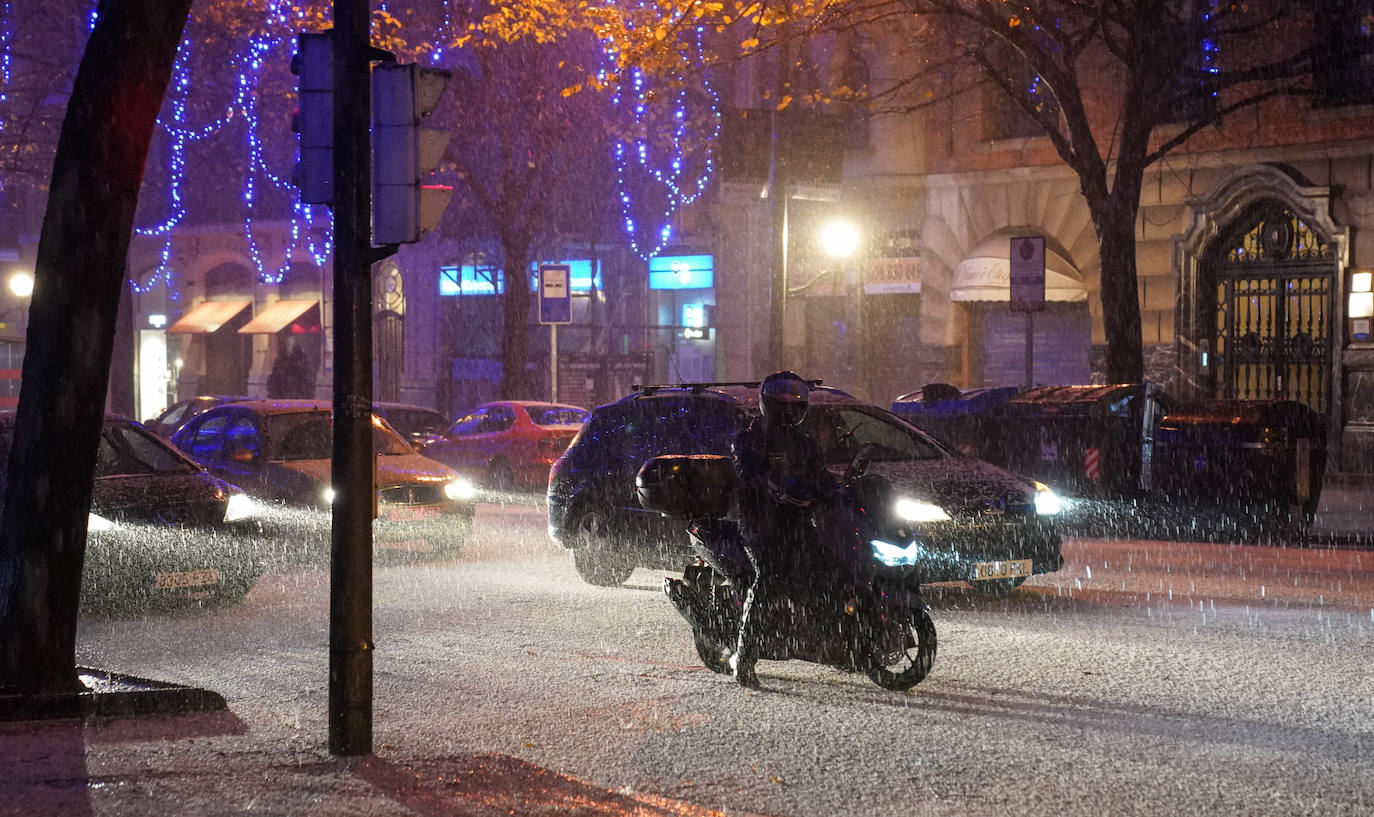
[96,422,200,476]
[807,406,946,465]
[528,405,590,426]
[265,412,412,460]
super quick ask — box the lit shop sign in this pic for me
[649,254,714,290]
[440,259,601,296]
[681,303,714,340]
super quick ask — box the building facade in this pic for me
[699,20,1374,479]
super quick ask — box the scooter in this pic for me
[636,451,937,690]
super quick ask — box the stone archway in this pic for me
[1176,165,1349,422]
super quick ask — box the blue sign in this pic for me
[440,259,602,297]
[649,254,714,290]
[539,264,572,325]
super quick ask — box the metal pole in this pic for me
[551,324,559,403]
[329,0,374,757]
[767,22,791,371]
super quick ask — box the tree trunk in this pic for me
[499,242,532,399]
[0,0,193,693]
[1095,202,1146,385]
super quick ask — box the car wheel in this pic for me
[569,507,633,586]
[969,576,1028,599]
[864,607,937,691]
[486,458,515,491]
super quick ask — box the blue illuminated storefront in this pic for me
[648,252,717,383]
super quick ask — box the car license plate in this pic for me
[970,559,1032,581]
[154,569,221,590]
[376,538,435,553]
[384,505,442,522]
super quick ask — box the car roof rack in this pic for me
[631,379,823,396]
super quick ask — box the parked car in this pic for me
[547,383,1064,590]
[144,395,253,438]
[169,400,477,552]
[374,402,451,448]
[422,400,590,491]
[0,412,265,611]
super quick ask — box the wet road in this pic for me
[66,499,1374,816]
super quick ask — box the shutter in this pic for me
[977,304,1091,387]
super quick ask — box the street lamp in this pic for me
[820,220,861,260]
[7,270,33,298]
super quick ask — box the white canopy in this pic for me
[950,235,1087,302]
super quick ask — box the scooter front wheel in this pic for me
[864,607,937,690]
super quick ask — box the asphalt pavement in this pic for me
[0,483,1369,816]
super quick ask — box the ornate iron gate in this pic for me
[1207,203,1333,413]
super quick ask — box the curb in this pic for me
[0,666,225,722]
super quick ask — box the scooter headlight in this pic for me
[1034,482,1064,516]
[871,538,921,567]
[894,496,951,523]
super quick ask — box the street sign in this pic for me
[538,264,572,325]
[1009,235,1046,313]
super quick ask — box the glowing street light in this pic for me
[820,220,861,259]
[7,270,34,298]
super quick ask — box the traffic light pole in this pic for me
[329,0,376,756]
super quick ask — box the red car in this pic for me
[421,400,590,490]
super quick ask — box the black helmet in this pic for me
[759,371,809,428]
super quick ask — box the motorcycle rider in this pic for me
[729,371,834,689]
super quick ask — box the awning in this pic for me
[950,235,1087,303]
[238,299,320,334]
[165,300,252,333]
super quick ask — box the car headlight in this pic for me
[322,487,336,504]
[444,477,477,501]
[87,512,117,532]
[871,538,921,567]
[1034,482,1064,516]
[894,496,951,523]
[223,492,259,523]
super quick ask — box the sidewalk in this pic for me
[1,710,746,817]
[1310,475,1373,541]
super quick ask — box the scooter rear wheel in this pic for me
[864,607,937,690]
[694,633,734,674]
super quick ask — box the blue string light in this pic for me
[603,19,719,260]
[0,2,11,116]
[6,0,722,288]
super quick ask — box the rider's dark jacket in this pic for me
[730,415,833,585]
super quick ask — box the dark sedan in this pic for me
[170,400,477,553]
[0,413,265,611]
[374,402,452,448]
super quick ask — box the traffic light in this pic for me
[290,32,334,205]
[372,63,454,244]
